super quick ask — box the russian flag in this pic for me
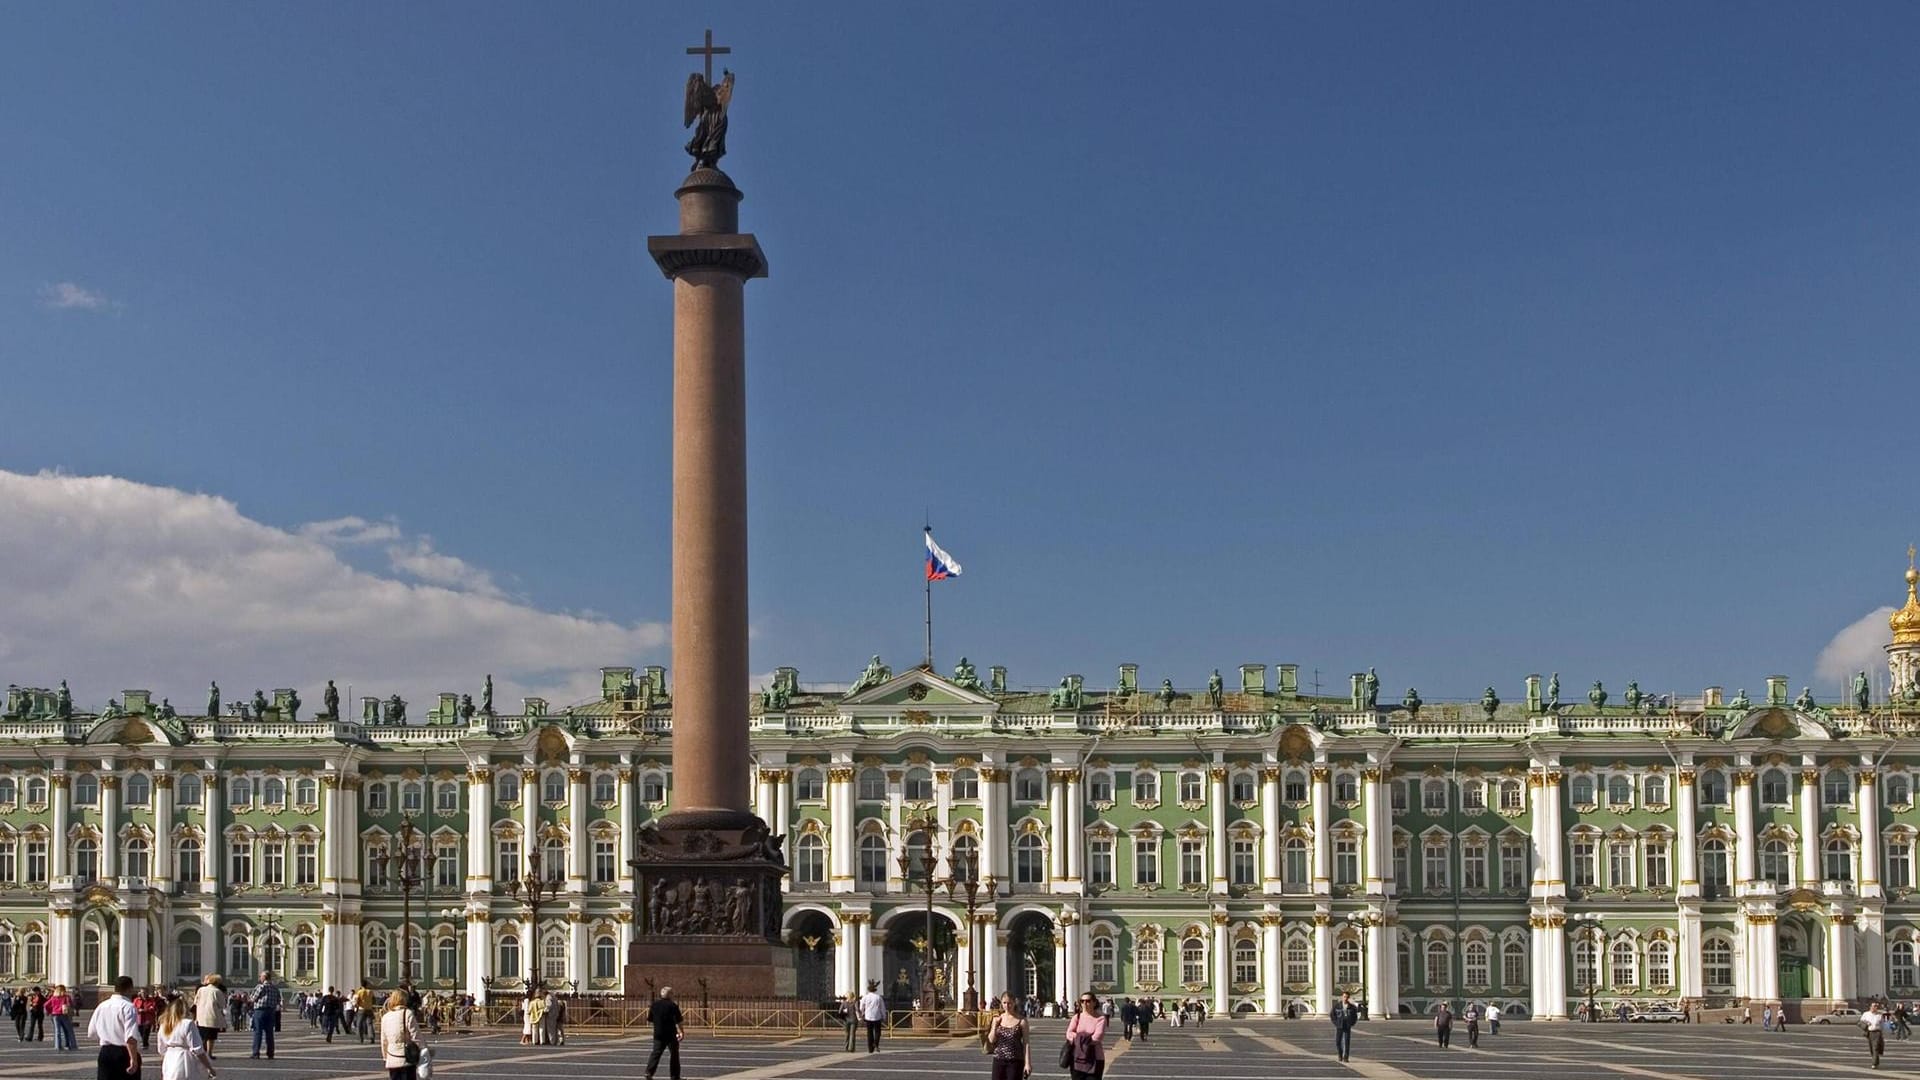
[925,528,963,581]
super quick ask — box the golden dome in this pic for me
[1892,547,1920,647]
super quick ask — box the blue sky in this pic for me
[3,4,1917,709]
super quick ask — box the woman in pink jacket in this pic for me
[1065,992,1107,1080]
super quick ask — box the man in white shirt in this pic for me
[856,981,887,1054]
[1487,1003,1501,1035]
[86,975,142,1079]
[1863,1001,1887,1069]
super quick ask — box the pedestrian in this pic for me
[135,989,159,1050]
[857,980,886,1053]
[249,972,280,1059]
[378,990,421,1080]
[1465,1003,1480,1048]
[88,976,144,1080]
[1761,1005,1773,1031]
[10,987,26,1041]
[1135,997,1152,1042]
[981,992,1031,1080]
[525,992,548,1046]
[1435,1003,1453,1049]
[192,975,226,1061]
[643,986,685,1080]
[548,993,565,1045]
[156,995,214,1080]
[1487,1002,1501,1035]
[354,984,376,1044]
[1863,1000,1887,1070]
[1119,998,1136,1041]
[840,992,858,1052]
[1065,993,1107,1080]
[48,983,77,1051]
[1331,991,1359,1063]
[321,988,344,1043]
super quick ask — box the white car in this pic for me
[1631,1005,1686,1023]
[1811,1008,1862,1025]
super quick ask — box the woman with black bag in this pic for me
[378,990,422,1080]
[981,993,1030,1080]
[1063,993,1107,1080]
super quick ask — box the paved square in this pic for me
[1,1020,1915,1080]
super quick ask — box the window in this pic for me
[952,834,980,879]
[1894,942,1918,990]
[1091,935,1116,984]
[397,781,422,813]
[1890,775,1913,807]
[126,773,152,806]
[1500,780,1524,812]
[857,834,887,885]
[1016,834,1045,884]
[1464,941,1489,987]
[1230,772,1256,803]
[1391,781,1409,812]
[1760,839,1792,886]
[541,772,565,804]
[1393,836,1409,885]
[261,838,285,886]
[1086,770,1113,804]
[1569,775,1594,805]
[1890,836,1913,889]
[296,778,319,808]
[296,838,319,886]
[1285,936,1311,985]
[857,769,886,801]
[1334,772,1358,803]
[1462,781,1485,811]
[1760,769,1789,806]
[1088,836,1113,886]
[365,845,389,889]
[364,782,387,813]
[1283,770,1307,803]
[1015,769,1044,803]
[594,935,618,980]
[953,769,980,801]
[231,933,257,980]
[1608,840,1633,888]
[297,934,319,980]
[1179,838,1205,886]
[1609,940,1637,988]
[1180,936,1206,985]
[434,781,459,812]
[1644,836,1670,889]
[642,773,667,803]
[1134,836,1160,886]
[496,770,521,804]
[74,773,100,807]
[1179,771,1204,803]
[1607,775,1632,807]
[74,838,99,883]
[22,931,44,976]
[899,768,930,802]
[498,934,520,981]
[176,928,202,979]
[262,777,286,808]
[1283,837,1308,890]
[1824,839,1854,882]
[1701,838,1729,891]
[1425,940,1450,987]
[24,776,48,806]
[1502,941,1526,989]
[542,838,567,880]
[24,838,47,884]
[495,836,520,880]
[0,777,13,806]
[1133,771,1160,805]
[1333,835,1359,886]
[434,936,457,980]
[177,839,202,883]
[1499,838,1528,892]
[438,842,462,888]
[1572,937,1596,991]
[793,833,824,884]
[1647,939,1672,987]
[0,842,12,884]
[542,933,566,981]
[125,837,151,879]
[1335,938,1361,987]
[591,773,616,804]
[1135,937,1161,987]
[80,925,102,984]
[1462,839,1487,890]
[1644,775,1668,806]
[1824,769,1852,806]
[1700,770,1727,806]
[1230,836,1256,886]
[1423,780,1448,812]
[1571,836,1597,888]
[1423,841,1449,891]
[1233,938,1258,986]
[902,830,932,881]
[798,769,828,802]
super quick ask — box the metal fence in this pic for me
[482,994,984,1037]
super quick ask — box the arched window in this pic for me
[1824,838,1854,882]
[1643,775,1668,806]
[1283,836,1308,889]
[1463,941,1489,987]
[903,830,932,881]
[1283,770,1308,803]
[295,778,318,807]
[1397,937,1412,989]
[1700,770,1727,806]
[542,838,567,880]
[1760,769,1790,806]
[176,773,202,807]
[1134,935,1161,986]
[793,833,825,884]
[495,770,521,804]
[125,773,152,807]
[1285,936,1311,985]
[1573,937,1597,990]
[262,777,286,807]
[541,771,565,805]
[1424,940,1451,988]
[23,931,45,976]
[74,773,100,807]
[594,935,618,980]
[541,932,567,980]
[1569,776,1594,805]
[1014,769,1044,803]
[1610,940,1637,988]
[1760,839,1792,885]
[901,768,931,802]
[796,769,827,802]
[369,933,394,982]
[1607,775,1633,806]
[1890,774,1913,807]
[1502,940,1527,989]
[1824,769,1852,806]
[1180,936,1206,985]
[24,776,48,806]
[73,838,99,883]
[229,777,252,807]
[124,837,151,879]
[951,834,980,880]
[498,934,521,982]
[857,834,887,885]
[1091,935,1116,984]
[857,769,886,801]
[1646,940,1673,987]
[1230,771,1257,803]
[1179,771,1204,803]
[435,936,457,980]
[642,772,667,804]
[1422,779,1448,812]
[1133,770,1160,804]
[1232,937,1259,985]
[296,934,318,980]
[0,776,15,806]
[177,838,203,883]
[232,932,257,979]
[1701,838,1730,892]
[953,769,980,801]
[1015,834,1045,884]
[176,928,202,979]
[1500,779,1525,811]
[591,772,617,804]
[1893,942,1918,990]
[80,924,103,984]
[0,931,14,975]
[1335,938,1361,987]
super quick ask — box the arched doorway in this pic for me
[1778,914,1822,1001]
[1004,911,1057,1006]
[787,909,837,1005]
[882,909,958,1009]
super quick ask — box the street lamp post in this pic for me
[1574,913,1604,1021]
[382,816,424,990]
[942,855,996,1013]
[257,910,285,983]
[502,849,564,991]
[896,817,948,1011]
[1345,912,1380,1016]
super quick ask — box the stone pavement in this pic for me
[1,1019,1916,1080]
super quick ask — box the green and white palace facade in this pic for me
[8,567,1920,1019]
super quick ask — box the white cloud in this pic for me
[299,516,402,545]
[1815,607,1893,688]
[38,281,114,312]
[0,469,666,713]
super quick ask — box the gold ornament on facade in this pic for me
[1360,768,1380,782]
[1800,769,1820,786]
[1208,767,1228,782]
[827,767,855,782]
[1891,547,1920,646]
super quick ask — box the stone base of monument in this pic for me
[908,1009,952,1032]
[626,810,793,999]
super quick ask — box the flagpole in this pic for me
[923,526,934,670]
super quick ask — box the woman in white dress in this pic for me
[158,996,216,1080]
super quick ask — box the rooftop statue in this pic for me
[951,656,981,690]
[482,674,494,715]
[364,697,380,724]
[57,680,72,719]
[101,698,122,720]
[156,698,177,722]
[759,681,791,712]
[286,688,301,723]
[207,681,220,720]
[323,680,340,721]
[1854,670,1872,711]
[683,68,734,170]
[385,694,407,725]
[252,689,270,719]
[1624,681,1642,711]
[459,694,477,723]
[1546,673,1560,710]
[1589,681,1607,710]
[1794,686,1816,713]
[849,656,889,695]
[1728,688,1751,711]
[1158,678,1177,707]
[1481,686,1500,719]
[1206,669,1224,709]
[1363,668,1380,710]
[620,671,641,701]
[1403,687,1423,716]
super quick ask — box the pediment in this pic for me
[83,714,183,747]
[838,668,997,709]
[1727,707,1833,741]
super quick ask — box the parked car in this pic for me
[1811,1007,1863,1025]
[1631,1005,1686,1023]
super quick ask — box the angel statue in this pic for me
[684,68,734,170]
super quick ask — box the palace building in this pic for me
[6,565,1920,1020]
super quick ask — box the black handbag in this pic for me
[1057,1039,1073,1069]
[405,1042,422,1066]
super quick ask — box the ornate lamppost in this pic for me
[941,854,996,1013]
[896,817,947,1010]
[256,910,285,982]
[380,816,424,989]
[502,849,564,990]
[1345,911,1380,1015]
[1574,912,1604,1021]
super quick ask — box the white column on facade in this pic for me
[1048,771,1067,882]
[1053,932,1068,1004]
[984,766,1010,882]
[152,768,174,891]
[1066,917,1086,997]
[1678,907,1702,1001]
[100,772,120,880]
[465,914,489,996]
[567,766,589,889]
[1209,767,1229,895]
[1362,766,1388,892]
[1830,915,1857,1000]
[1365,919,1390,1019]
[1859,767,1883,896]
[1261,915,1283,1014]
[1733,769,1757,887]
[1312,915,1334,1015]
[1311,765,1332,890]
[1860,910,1888,998]
[773,771,791,842]
[467,767,493,891]
[51,768,71,879]
[756,769,776,828]
[1676,768,1699,898]
[1261,768,1282,892]
[1211,917,1231,1014]
[201,768,221,892]
[887,772,905,891]
[117,906,148,980]
[53,911,78,985]
[1540,770,1565,889]
[568,913,589,985]
[980,919,1002,1000]
[617,764,636,890]
[1748,915,1780,1000]
[936,769,953,840]
[520,766,539,876]
[1064,771,1084,888]
[1541,920,1568,1019]
[829,766,854,892]
[1799,766,1820,885]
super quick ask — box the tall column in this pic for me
[772,771,790,842]
[568,767,589,890]
[887,773,905,891]
[1733,770,1757,887]
[1312,914,1334,1015]
[1209,767,1229,896]
[152,770,174,892]
[1311,766,1332,891]
[1065,917,1086,997]
[828,766,855,892]
[1678,906,1702,1000]
[1365,919,1390,1018]
[983,767,1009,882]
[1053,932,1067,1004]
[466,768,493,892]
[1211,916,1231,1014]
[649,168,766,825]
[1261,914,1283,1015]
[201,769,220,893]
[980,919,1002,1000]
[1361,767,1388,893]
[832,917,853,997]
[1063,772,1084,889]
[568,912,589,985]
[617,766,636,890]
[1859,767,1882,898]
[756,769,776,827]
[1539,770,1565,890]
[1260,768,1282,893]
[1540,917,1568,1019]
[117,905,148,979]
[100,774,120,880]
[51,769,71,879]
[1676,768,1699,898]
[1047,771,1067,882]
[1830,914,1857,1000]
[1747,914,1780,1000]
[1799,767,1820,885]
[1861,909,1888,998]
[520,767,539,873]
